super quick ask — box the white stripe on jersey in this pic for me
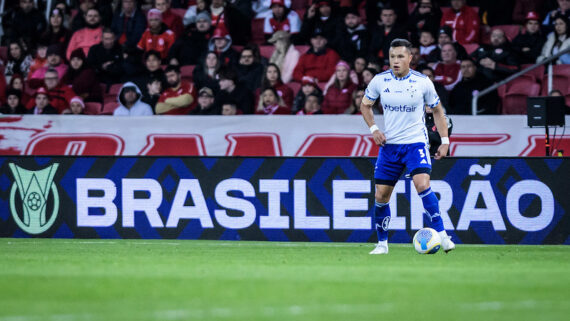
[364,69,440,144]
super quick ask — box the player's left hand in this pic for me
[435,144,449,160]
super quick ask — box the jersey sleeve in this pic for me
[364,76,381,102]
[423,78,440,108]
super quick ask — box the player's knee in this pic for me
[375,189,391,203]
[414,181,430,194]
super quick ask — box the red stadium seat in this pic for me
[296,45,310,54]
[251,18,266,45]
[492,25,522,42]
[181,65,195,80]
[288,81,301,94]
[0,46,7,63]
[553,64,570,77]
[498,77,537,98]
[84,102,102,115]
[291,0,307,10]
[501,83,540,114]
[259,45,274,59]
[540,74,569,96]
[109,83,122,95]
[520,64,545,84]
[102,102,119,115]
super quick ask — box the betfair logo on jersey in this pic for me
[9,163,60,235]
[383,104,418,112]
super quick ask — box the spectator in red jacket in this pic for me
[155,0,184,38]
[28,69,76,113]
[433,43,462,91]
[155,65,197,115]
[137,9,177,60]
[66,8,103,60]
[292,28,340,82]
[322,60,357,114]
[263,0,301,39]
[440,0,480,45]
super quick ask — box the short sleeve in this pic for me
[423,78,440,108]
[364,76,381,102]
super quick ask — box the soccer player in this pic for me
[360,38,455,255]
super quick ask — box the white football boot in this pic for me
[441,236,456,253]
[369,240,389,255]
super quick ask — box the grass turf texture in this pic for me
[0,239,568,321]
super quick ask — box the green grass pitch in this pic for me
[1,239,569,321]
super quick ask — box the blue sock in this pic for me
[418,187,444,232]
[374,201,390,241]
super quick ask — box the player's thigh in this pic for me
[404,143,432,181]
[375,184,394,203]
[374,145,405,187]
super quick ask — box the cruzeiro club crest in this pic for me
[9,163,60,234]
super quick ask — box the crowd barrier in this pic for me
[1,156,568,244]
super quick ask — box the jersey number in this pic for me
[418,148,429,164]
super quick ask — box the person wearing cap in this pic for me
[169,11,213,66]
[263,0,301,40]
[111,0,147,49]
[253,0,292,18]
[368,6,408,63]
[292,27,340,82]
[331,7,368,63]
[1,0,46,46]
[29,87,58,115]
[471,29,519,82]
[208,26,240,67]
[268,30,300,83]
[28,69,77,113]
[209,0,251,46]
[292,75,322,113]
[137,9,177,60]
[512,0,542,25]
[512,12,547,64]
[114,82,154,116]
[440,0,480,45]
[322,61,357,114]
[426,25,468,63]
[64,96,86,115]
[155,65,198,115]
[28,44,69,88]
[191,87,220,115]
[0,89,27,115]
[538,13,570,64]
[154,0,184,37]
[214,67,254,114]
[66,8,103,60]
[62,48,102,103]
[298,0,341,45]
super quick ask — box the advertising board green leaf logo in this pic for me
[9,163,60,234]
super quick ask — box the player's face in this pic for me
[389,46,412,76]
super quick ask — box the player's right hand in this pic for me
[372,130,386,146]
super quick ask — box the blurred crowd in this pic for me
[0,0,568,116]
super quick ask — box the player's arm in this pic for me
[360,96,386,146]
[431,102,449,160]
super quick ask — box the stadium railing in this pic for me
[472,46,570,115]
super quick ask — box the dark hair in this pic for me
[306,92,323,104]
[419,66,434,74]
[218,67,238,83]
[261,63,282,88]
[164,64,180,74]
[144,50,162,61]
[553,14,570,37]
[102,27,114,35]
[242,44,261,63]
[390,38,412,52]
[461,57,476,65]
[7,40,25,60]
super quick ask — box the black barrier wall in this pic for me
[1,157,569,244]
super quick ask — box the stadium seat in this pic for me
[498,77,537,99]
[296,45,310,54]
[463,43,479,55]
[84,102,102,115]
[288,81,301,94]
[251,19,266,45]
[259,46,274,59]
[520,64,545,84]
[501,83,540,114]
[553,64,570,77]
[109,83,122,95]
[291,0,307,10]
[492,25,522,42]
[295,9,306,20]
[181,65,195,80]
[102,102,119,115]
[540,74,569,96]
